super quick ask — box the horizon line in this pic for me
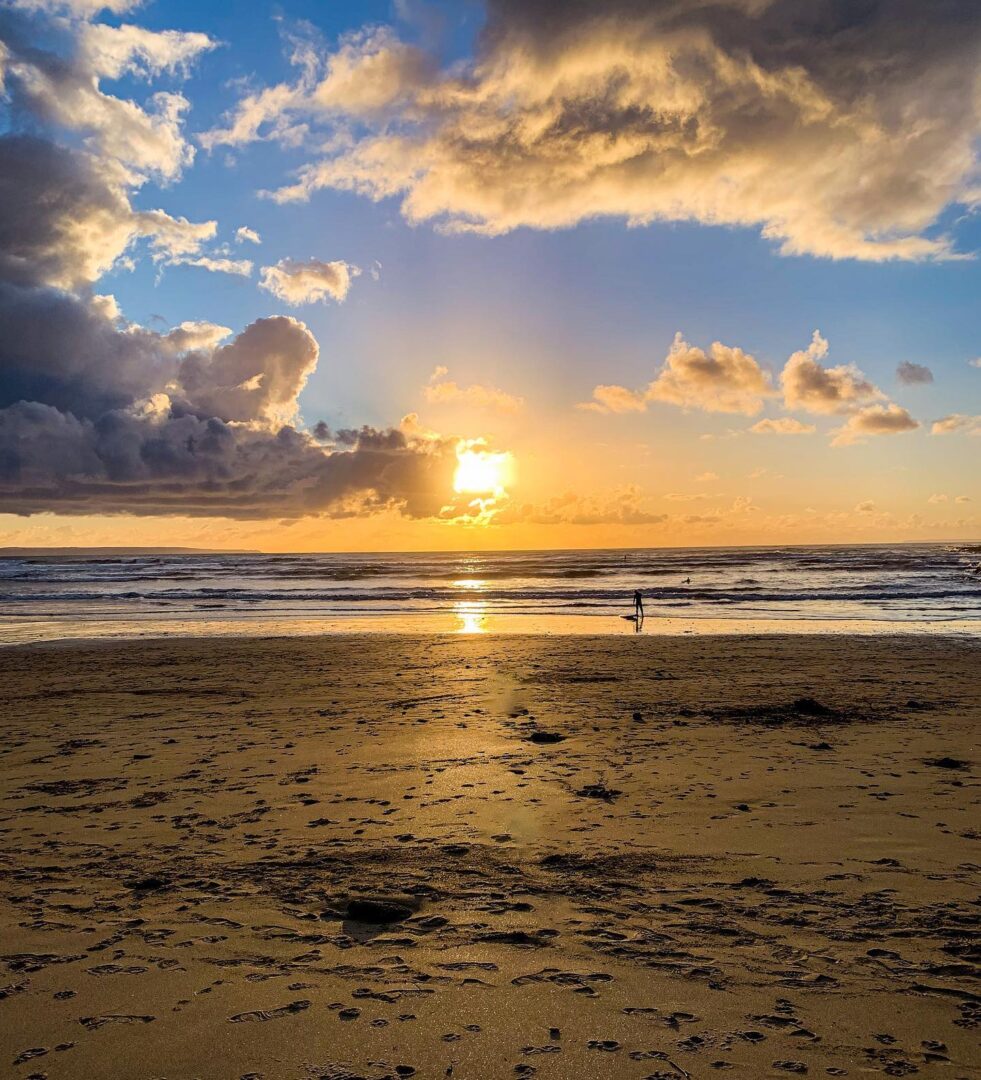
[1,538,978,559]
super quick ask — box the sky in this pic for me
[0,0,979,552]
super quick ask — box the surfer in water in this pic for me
[633,590,644,622]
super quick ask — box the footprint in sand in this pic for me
[80,1015,155,1030]
[228,1000,311,1023]
[587,1039,620,1052]
[13,1048,48,1065]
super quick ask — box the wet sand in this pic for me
[0,634,978,1079]
[3,611,980,646]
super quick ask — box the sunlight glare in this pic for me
[454,444,513,495]
[454,600,488,633]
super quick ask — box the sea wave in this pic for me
[0,543,978,626]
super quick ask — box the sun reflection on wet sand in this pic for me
[454,600,488,633]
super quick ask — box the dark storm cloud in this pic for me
[330,426,412,451]
[0,276,457,518]
[0,281,170,418]
[0,132,458,519]
[0,400,456,519]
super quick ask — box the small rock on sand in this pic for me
[127,877,168,892]
[793,697,832,716]
[575,784,622,801]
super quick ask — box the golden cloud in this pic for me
[207,0,980,261]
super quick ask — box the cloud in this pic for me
[170,254,253,277]
[198,79,310,153]
[1,7,214,182]
[236,226,261,245]
[0,285,460,518]
[0,134,135,289]
[579,385,646,414]
[0,399,458,519]
[259,258,359,305]
[931,413,981,435]
[494,487,667,527]
[970,358,981,369]
[0,134,220,289]
[647,335,773,415]
[0,263,317,429]
[831,403,919,447]
[896,360,934,385]
[780,331,883,415]
[855,501,877,513]
[200,27,429,151]
[778,331,924,444]
[10,1,140,15]
[583,332,773,415]
[163,321,232,352]
[1,282,170,418]
[585,329,922,446]
[0,8,479,523]
[2,0,262,292]
[210,0,980,261]
[749,417,816,435]
[423,368,524,413]
[173,316,318,427]
[77,21,213,81]
[0,132,463,520]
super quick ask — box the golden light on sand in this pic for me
[453,443,513,496]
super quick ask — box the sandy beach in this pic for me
[0,633,978,1079]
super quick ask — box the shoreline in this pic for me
[3,612,981,646]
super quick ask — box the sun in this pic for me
[454,443,513,495]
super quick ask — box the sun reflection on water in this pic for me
[454,600,488,633]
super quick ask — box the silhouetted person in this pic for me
[633,590,644,620]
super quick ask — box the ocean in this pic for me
[0,543,979,643]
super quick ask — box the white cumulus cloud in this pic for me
[259,258,360,305]
[583,332,774,416]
